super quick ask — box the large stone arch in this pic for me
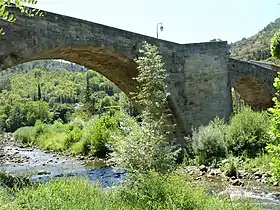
[0,5,233,144]
[14,44,138,95]
[228,58,277,111]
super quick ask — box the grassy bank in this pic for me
[1,171,260,210]
[14,111,136,158]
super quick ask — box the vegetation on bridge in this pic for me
[0,0,43,35]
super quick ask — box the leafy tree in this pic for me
[266,72,280,180]
[271,31,280,59]
[33,68,44,100]
[110,42,179,176]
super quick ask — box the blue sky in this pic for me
[35,0,280,44]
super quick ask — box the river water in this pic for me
[1,137,280,209]
[0,142,126,188]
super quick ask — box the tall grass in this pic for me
[14,111,136,157]
[1,171,259,210]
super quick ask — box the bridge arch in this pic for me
[18,44,138,95]
[232,75,273,110]
[0,6,181,95]
[228,58,277,111]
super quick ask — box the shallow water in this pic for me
[0,145,126,188]
[206,183,280,210]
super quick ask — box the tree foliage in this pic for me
[110,42,178,176]
[230,18,280,61]
[0,60,137,132]
[271,31,280,59]
[0,0,43,35]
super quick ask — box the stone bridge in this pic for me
[229,59,278,111]
[0,6,278,144]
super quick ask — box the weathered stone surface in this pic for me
[229,58,277,110]
[0,6,279,144]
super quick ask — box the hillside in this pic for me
[230,18,280,62]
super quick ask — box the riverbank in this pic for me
[2,133,280,209]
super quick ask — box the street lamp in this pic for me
[156,22,164,39]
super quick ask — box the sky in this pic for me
[34,0,280,44]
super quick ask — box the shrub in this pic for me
[83,114,118,158]
[69,140,88,155]
[34,120,49,137]
[242,153,273,173]
[37,132,68,152]
[265,73,280,181]
[219,156,241,177]
[271,31,280,59]
[64,126,84,149]
[111,124,177,174]
[227,107,270,158]
[268,74,280,144]
[266,144,280,181]
[190,118,228,165]
[110,42,178,176]
[0,185,11,208]
[26,100,53,125]
[14,126,36,145]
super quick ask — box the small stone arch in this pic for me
[232,75,273,111]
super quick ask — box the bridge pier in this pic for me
[162,42,232,143]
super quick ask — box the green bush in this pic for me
[110,42,178,176]
[0,185,11,208]
[14,126,36,145]
[37,132,68,152]
[219,156,240,177]
[26,100,53,125]
[266,144,280,181]
[190,118,228,165]
[111,123,177,175]
[34,120,49,137]
[271,31,280,59]
[83,114,118,157]
[265,73,280,181]
[242,153,273,173]
[69,140,88,155]
[64,126,84,149]
[227,107,270,158]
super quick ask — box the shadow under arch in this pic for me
[17,44,139,95]
[233,75,273,111]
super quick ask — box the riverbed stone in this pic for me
[199,165,208,172]
[254,171,262,179]
[230,179,244,186]
[37,170,51,175]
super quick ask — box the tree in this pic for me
[110,42,179,176]
[0,0,42,35]
[33,68,44,100]
[271,31,280,58]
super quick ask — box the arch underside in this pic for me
[233,76,273,111]
[19,44,138,95]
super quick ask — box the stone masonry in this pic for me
[0,6,278,144]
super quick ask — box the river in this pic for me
[1,133,280,209]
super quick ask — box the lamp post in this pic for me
[156,22,164,39]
